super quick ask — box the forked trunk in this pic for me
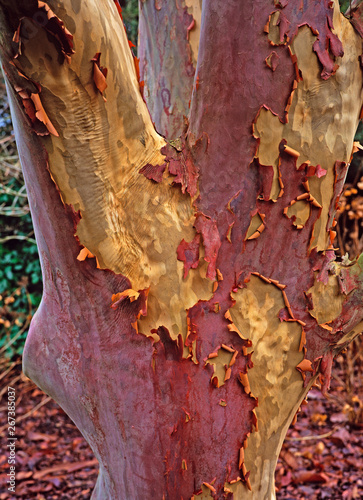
[0,0,363,498]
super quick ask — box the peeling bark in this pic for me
[1,0,363,498]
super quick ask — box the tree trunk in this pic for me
[1,0,363,498]
[138,0,202,139]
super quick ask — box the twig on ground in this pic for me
[284,427,339,442]
[0,395,52,436]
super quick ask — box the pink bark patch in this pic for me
[304,164,327,178]
[168,155,198,197]
[160,141,200,198]
[258,162,275,200]
[319,350,334,396]
[194,213,221,281]
[313,45,338,79]
[278,11,290,42]
[326,30,344,58]
[267,1,345,80]
[314,164,327,178]
[177,234,201,279]
[327,161,348,228]
[313,249,335,285]
[187,19,195,40]
[139,162,167,182]
[349,2,363,38]
[338,267,358,296]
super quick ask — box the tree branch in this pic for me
[139,0,202,139]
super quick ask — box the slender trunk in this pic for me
[0,0,363,498]
[138,0,202,139]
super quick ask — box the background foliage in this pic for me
[120,0,138,47]
[0,78,41,358]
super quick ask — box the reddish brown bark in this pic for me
[1,0,363,499]
[139,0,201,139]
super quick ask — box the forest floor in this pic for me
[0,354,362,500]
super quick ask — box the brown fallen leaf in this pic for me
[330,411,349,423]
[293,470,330,484]
[279,449,300,470]
[16,471,33,481]
[39,475,62,487]
[329,427,351,447]
[27,431,58,442]
[342,485,361,499]
[279,470,293,487]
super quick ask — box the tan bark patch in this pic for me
[228,275,306,498]
[245,212,266,240]
[185,0,202,66]
[205,347,234,387]
[286,200,311,228]
[266,12,287,46]
[253,107,283,201]
[256,8,363,251]
[307,272,345,326]
[14,0,213,342]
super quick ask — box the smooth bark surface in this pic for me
[139,0,202,139]
[1,0,363,498]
